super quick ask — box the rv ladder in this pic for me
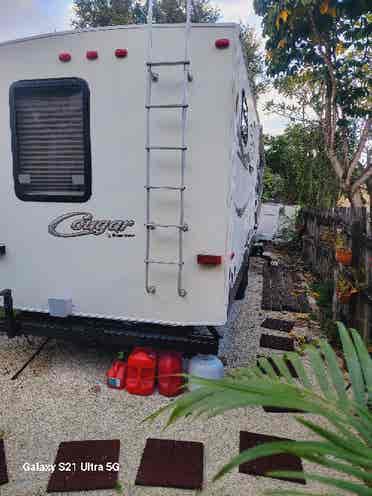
[145,0,192,298]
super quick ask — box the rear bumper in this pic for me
[0,303,219,356]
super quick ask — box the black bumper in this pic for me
[0,300,219,356]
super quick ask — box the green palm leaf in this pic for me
[284,351,312,388]
[296,454,372,483]
[337,322,366,405]
[267,471,372,495]
[270,355,296,383]
[307,345,335,398]
[318,340,348,403]
[295,417,372,462]
[214,440,372,480]
[257,357,283,380]
[350,328,372,404]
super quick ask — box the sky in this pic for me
[0,0,287,135]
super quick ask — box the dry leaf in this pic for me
[320,1,329,15]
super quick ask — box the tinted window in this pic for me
[10,78,91,202]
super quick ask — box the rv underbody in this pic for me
[0,252,250,355]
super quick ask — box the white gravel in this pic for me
[0,258,340,495]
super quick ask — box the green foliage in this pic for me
[148,323,372,495]
[114,480,124,493]
[239,24,267,97]
[253,0,370,121]
[253,0,371,206]
[263,124,340,206]
[311,280,339,346]
[72,0,221,28]
[311,280,334,314]
[262,167,285,202]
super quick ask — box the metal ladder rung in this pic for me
[145,185,186,191]
[146,146,187,151]
[146,223,189,231]
[146,104,188,109]
[147,61,190,67]
[145,259,184,266]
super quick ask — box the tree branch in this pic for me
[309,11,338,153]
[264,102,317,126]
[351,165,372,195]
[346,118,371,185]
[327,151,345,181]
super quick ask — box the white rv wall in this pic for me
[0,24,257,326]
[225,38,261,297]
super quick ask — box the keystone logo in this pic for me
[48,212,135,238]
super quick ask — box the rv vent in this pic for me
[10,78,91,202]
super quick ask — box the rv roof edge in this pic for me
[0,22,240,49]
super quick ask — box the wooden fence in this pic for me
[301,208,372,347]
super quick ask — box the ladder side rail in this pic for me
[185,0,193,82]
[185,0,192,61]
[145,65,155,294]
[177,0,192,297]
[147,0,154,63]
[177,65,190,297]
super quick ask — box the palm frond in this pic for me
[337,322,366,405]
[213,440,372,481]
[307,345,335,399]
[146,323,372,495]
[257,357,282,380]
[284,351,312,388]
[350,328,372,405]
[267,471,372,495]
[270,355,297,383]
[318,339,348,403]
[295,417,372,463]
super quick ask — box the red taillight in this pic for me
[197,254,223,266]
[215,38,230,49]
[115,48,128,58]
[59,52,71,62]
[86,50,98,60]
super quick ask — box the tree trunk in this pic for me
[350,188,364,208]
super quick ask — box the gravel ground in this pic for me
[0,258,342,496]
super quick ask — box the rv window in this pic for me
[10,78,91,202]
[240,90,249,147]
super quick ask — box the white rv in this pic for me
[0,20,263,353]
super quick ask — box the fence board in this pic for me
[301,208,371,346]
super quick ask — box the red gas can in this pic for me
[125,348,157,396]
[106,360,126,390]
[158,351,184,397]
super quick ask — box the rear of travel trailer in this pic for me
[0,21,264,353]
